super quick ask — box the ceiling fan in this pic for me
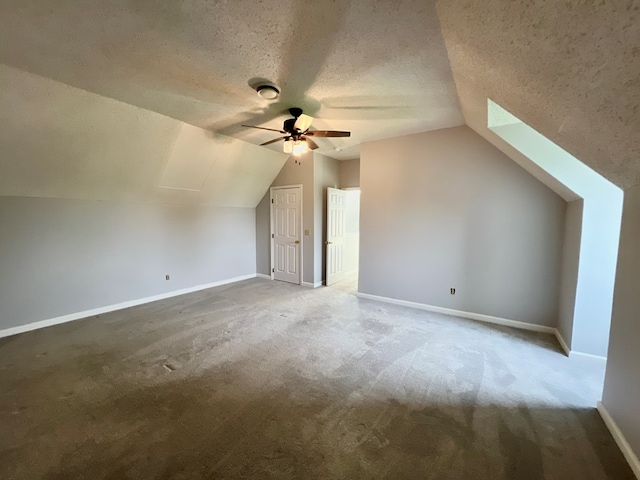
[242,108,350,155]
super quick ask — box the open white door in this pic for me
[326,187,346,286]
[271,186,302,284]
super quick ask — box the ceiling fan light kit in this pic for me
[283,138,308,155]
[292,138,308,155]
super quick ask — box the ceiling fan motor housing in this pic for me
[242,107,350,150]
[283,118,297,133]
[289,107,303,118]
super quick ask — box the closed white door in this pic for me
[326,187,346,286]
[271,186,302,284]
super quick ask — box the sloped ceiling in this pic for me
[0,64,287,207]
[437,0,640,189]
[0,0,463,161]
[1,1,637,202]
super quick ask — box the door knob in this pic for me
[295,240,300,244]
[325,241,333,245]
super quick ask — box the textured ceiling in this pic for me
[2,1,637,197]
[437,0,640,189]
[0,0,464,160]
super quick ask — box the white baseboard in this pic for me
[570,350,607,362]
[553,330,607,361]
[356,292,556,334]
[0,273,259,339]
[554,329,571,356]
[256,273,271,280]
[597,402,640,479]
[302,281,322,289]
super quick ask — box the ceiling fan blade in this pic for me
[260,136,289,146]
[242,125,285,134]
[294,114,313,132]
[305,138,319,150]
[306,130,351,138]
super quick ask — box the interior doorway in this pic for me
[325,187,360,289]
[270,185,302,285]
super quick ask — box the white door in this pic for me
[271,186,302,284]
[326,187,346,286]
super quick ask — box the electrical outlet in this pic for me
[166,274,170,281]
[450,288,456,295]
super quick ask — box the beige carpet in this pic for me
[0,277,634,479]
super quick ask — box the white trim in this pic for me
[356,292,555,334]
[0,273,258,339]
[256,273,271,280]
[597,402,640,479]
[554,329,571,356]
[570,350,607,362]
[270,184,303,286]
[302,281,322,289]
[553,329,607,361]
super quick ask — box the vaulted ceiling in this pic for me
[0,0,638,205]
[0,0,463,161]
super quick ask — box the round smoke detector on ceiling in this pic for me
[256,84,280,100]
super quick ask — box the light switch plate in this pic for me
[304,229,310,236]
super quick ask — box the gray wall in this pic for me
[255,152,315,284]
[359,126,566,326]
[557,199,583,346]
[255,152,341,285]
[314,154,341,284]
[255,193,271,276]
[602,182,640,456]
[0,196,256,330]
[340,159,360,188]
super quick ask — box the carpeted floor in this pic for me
[0,277,634,479]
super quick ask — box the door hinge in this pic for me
[271,199,274,203]
[272,268,275,273]
[272,233,274,238]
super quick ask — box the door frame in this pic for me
[270,184,303,285]
[325,187,347,286]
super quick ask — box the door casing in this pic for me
[270,185,303,285]
[326,187,347,286]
